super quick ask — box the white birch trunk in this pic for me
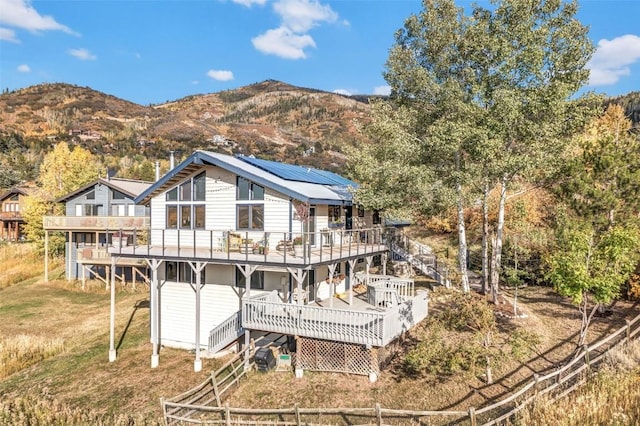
[457,183,470,293]
[490,175,507,303]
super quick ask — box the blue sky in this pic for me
[1,0,639,105]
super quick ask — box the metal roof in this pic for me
[237,156,357,186]
[56,178,153,203]
[135,150,358,205]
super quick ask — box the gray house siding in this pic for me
[63,182,149,280]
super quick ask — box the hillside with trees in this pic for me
[0,80,372,190]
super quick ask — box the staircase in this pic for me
[208,310,243,354]
[389,232,451,287]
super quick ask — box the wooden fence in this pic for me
[161,313,640,425]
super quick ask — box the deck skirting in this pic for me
[294,335,405,378]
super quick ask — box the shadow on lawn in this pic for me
[440,297,639,411]
[116,298,149,350]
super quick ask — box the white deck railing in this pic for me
[242,290,428,347]
[208,310,244,354]
[43,215,150,230]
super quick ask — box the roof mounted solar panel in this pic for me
[237,156,356,186]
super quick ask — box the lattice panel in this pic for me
[295,337,378,376]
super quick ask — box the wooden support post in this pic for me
[468,407,477,426]
[626,319,631,341]
[109,255,116,362]
[81,264,86,290]
[44,231,49,283]
[147,258,161,368]
[67,231,72,282]
[188,261,207,373]
[237,264,257,371]
[327,263,337,308]
[375,403,382,426]
[348,259,357,306]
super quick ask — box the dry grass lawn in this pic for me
[1,244,638,424]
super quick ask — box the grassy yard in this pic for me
[1,243,639,425]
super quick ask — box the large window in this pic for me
[237,205,264,230]
[237,177,264,230]
[165,172,206,229]
[235,268,264,290]
[237,177,264,200]
[165,261,205,284]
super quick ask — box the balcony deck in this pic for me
[242,288,428,347]
[109,228,388,267]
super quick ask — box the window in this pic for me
[165,172,207,229]
[84,204,98,216]
[358,205,365,217]
[112,205,125,216]
[180,181,191,201]
[235,268,264,290]
[237,177,264,200]
[180,205,191,228]
[193,173,206,201]
[166,261,205,283]
[86,190,95,200]
[194,205,205,228]
[372,210,381,225]
[329,205,341,222]
[112,190,126,200]
[237,205,264,230]
[167,206,178,228]
[127,204,135,216]
[166,187,178,201]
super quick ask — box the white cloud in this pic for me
[252,27,315,59]
[206,69,234,81]
[192,80,200,85]
[0,0,76,34]
[333,89,352,96]
[274,0,338,33]
[373,85,391,96]
[69,48,97,61]
[252,0,339,59]
[0,27,19,42]
[232,0,267,7]
[17,63,30,72]
[587,34,640,86]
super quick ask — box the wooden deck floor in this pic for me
[110,242,387,266]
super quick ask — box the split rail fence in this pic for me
[161,312,640,425]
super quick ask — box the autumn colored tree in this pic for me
[23,142,101,252]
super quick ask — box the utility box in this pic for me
[254,348,276,372]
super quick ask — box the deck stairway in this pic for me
[208,310,244,354]
[389,233,451,287]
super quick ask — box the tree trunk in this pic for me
[457,183,470,293]
[481,180,490,295]
[490,175,507,304]
[485,355,493,384]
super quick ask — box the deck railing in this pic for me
[242,290,428,347]
[106,227,389,265]
[208,311,243,354]
[43,215,150,230]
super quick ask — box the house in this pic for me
[0,185,34,241]
[43,177,152,287]
[105,151,428,381]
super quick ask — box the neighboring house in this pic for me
[43,177,152,285]
[0,185,34,241]
[106,151,428,381]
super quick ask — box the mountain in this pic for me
[0,80,373,170]
[607,91,640,128]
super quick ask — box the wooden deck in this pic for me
[109,240,387,266]
[242,289,428,347]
